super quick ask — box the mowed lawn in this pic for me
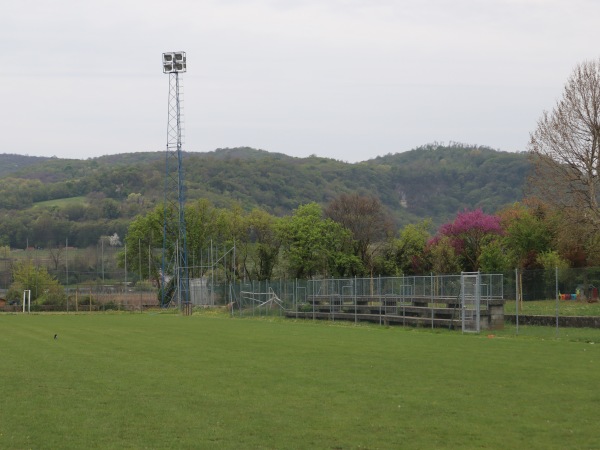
[1,313,599,449]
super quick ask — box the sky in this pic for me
[1,0,599,163]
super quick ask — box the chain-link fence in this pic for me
[226,274,505,333]
[224,271,600,337]
[0,265,157,312]
[1,282,158,313]
[3,263,600,337]
[501,267,600,338]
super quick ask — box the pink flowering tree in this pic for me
[433,209,504,272]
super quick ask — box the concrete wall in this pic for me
[505,314,600,328]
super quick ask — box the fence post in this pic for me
[331,276,334,322]
[431,272,434,329]
[378,275,382,326]
[555,266,559,338]
[311,278,314,321]
[354,276,357,325]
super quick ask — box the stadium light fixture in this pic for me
[163,51,186,73]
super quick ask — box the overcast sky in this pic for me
[1,0,599,163]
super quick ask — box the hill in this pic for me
[0,153,52,177]
[0,144,530,248]
[368,144,528,220]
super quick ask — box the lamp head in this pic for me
[163,52,186,73]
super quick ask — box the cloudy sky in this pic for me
[1,0,599,162]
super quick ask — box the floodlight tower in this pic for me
[161,51,190,313]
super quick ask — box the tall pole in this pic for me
[139,238,142,309]
[101,238,105,283]
[65,237,69,288]
[555,266,559,337]
[66,237,69,312]
[139,239,142,281]
[161,51,190,311]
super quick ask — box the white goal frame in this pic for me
[240,288,285,310]
[22,290,31,313]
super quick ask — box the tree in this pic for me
[325,193,394,275]
[528,58,600,229]
[31,210,70,248]
[536,250,569,272]
[478,240,511,273]
[185,199,224,278]
[433,209,504,271]
[278,203,360,278]
[245,208,281,281]
[427,236,461,275]
[48,245,65,271]
[120,200,242,286]
[102,199,121,219]
[118,206,163,286]
[379,220,431,276]
[7,260,66,306]
[108,233,122,247]
[498,202,554,269]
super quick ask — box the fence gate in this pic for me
[461,272,481,333]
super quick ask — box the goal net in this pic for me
[240,288,285,315]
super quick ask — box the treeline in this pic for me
[2,192,597,306]
[0,144,529,249]
[121,193,598,291]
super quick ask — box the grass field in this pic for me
[504,298,600,316]
[1,312,599,449]
[32,196,87,209]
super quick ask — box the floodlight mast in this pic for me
[161,51,190,313]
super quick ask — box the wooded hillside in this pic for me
[0,143,529,248]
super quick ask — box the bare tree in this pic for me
[528,58,600,229]
[48,246,64,271]
[325,193,394,275]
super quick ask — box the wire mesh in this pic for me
[2,264,600,338]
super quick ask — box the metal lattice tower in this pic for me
[161,51,190,312]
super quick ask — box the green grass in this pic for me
[8,246,95,263]
[1,312,599,449]
[32,196,87,209]
[504,298,600,316]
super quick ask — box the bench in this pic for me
[298,295,504,330]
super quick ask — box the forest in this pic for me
[0,143,528,250]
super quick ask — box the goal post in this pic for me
[240,288,285,316]
[22,290,31,313]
